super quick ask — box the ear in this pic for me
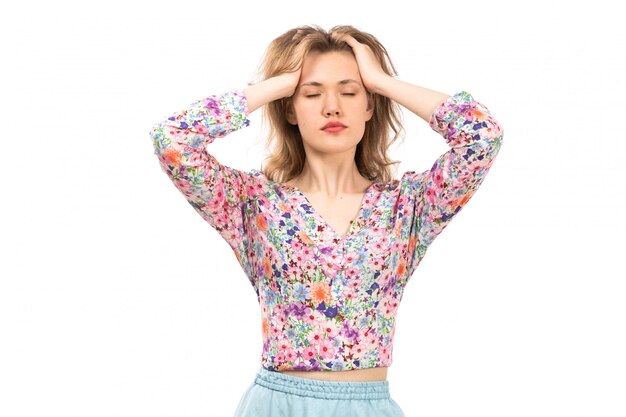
[365,92,375,121]
[284,98,298,125]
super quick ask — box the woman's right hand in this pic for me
[244,70,301,114]
[244,35,306,113]
[278,67,302,98]
[279,29,308,97]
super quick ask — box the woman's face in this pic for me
[286,50,374,157]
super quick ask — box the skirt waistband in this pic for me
[253,367,391,400]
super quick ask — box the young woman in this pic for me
[150,25,503,417]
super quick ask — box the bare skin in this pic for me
[280,366,388,382]
[284,177,373,239]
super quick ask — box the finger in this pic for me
[331,32,358,47]
[292,39,308,66]
[329,31,343,40]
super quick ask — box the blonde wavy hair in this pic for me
[254,25,404,184]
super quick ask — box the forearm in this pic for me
[371,76,450,123]
[244,75,294,113]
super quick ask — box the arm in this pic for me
[370,77,450,123]
[149,74,299,260]
[330,32,451,122]
[149,90,252,253]
[334,33,504,281]
[244,73,296,113]
[401,91,504,281]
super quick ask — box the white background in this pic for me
[1,0,624,416]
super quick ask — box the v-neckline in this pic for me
[282,180,378,243]
[250,169,380,244]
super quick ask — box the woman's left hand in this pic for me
[331,33,390,93]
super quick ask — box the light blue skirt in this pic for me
[233,367,406,417]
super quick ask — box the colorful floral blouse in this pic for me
[149,89,503,372]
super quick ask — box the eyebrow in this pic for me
[299,79,361,87]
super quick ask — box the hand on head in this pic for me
[330,32,389,94]
[281,65,302,99]
[280,31,310,97]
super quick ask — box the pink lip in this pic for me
[322,122,347,132]
[323,126,346,133]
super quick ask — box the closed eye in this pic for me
[304,93,356,98]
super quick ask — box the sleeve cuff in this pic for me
[428,90,475,134]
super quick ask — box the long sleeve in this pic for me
[400,91,504,280]
[149,90,253,259]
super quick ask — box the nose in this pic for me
[323,94,341,117]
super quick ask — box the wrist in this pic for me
[244,75,295,113]
[257,75,293,102]
[272,73,299,98]
[369,74,396,96]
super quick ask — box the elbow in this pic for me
[149,121,180,166]
[149,117,178,156]
[149,122,164,157]
[472,119,503,164]
[480,116,504,151]
[490,118,504,141]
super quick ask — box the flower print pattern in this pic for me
[150,89,503,372]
